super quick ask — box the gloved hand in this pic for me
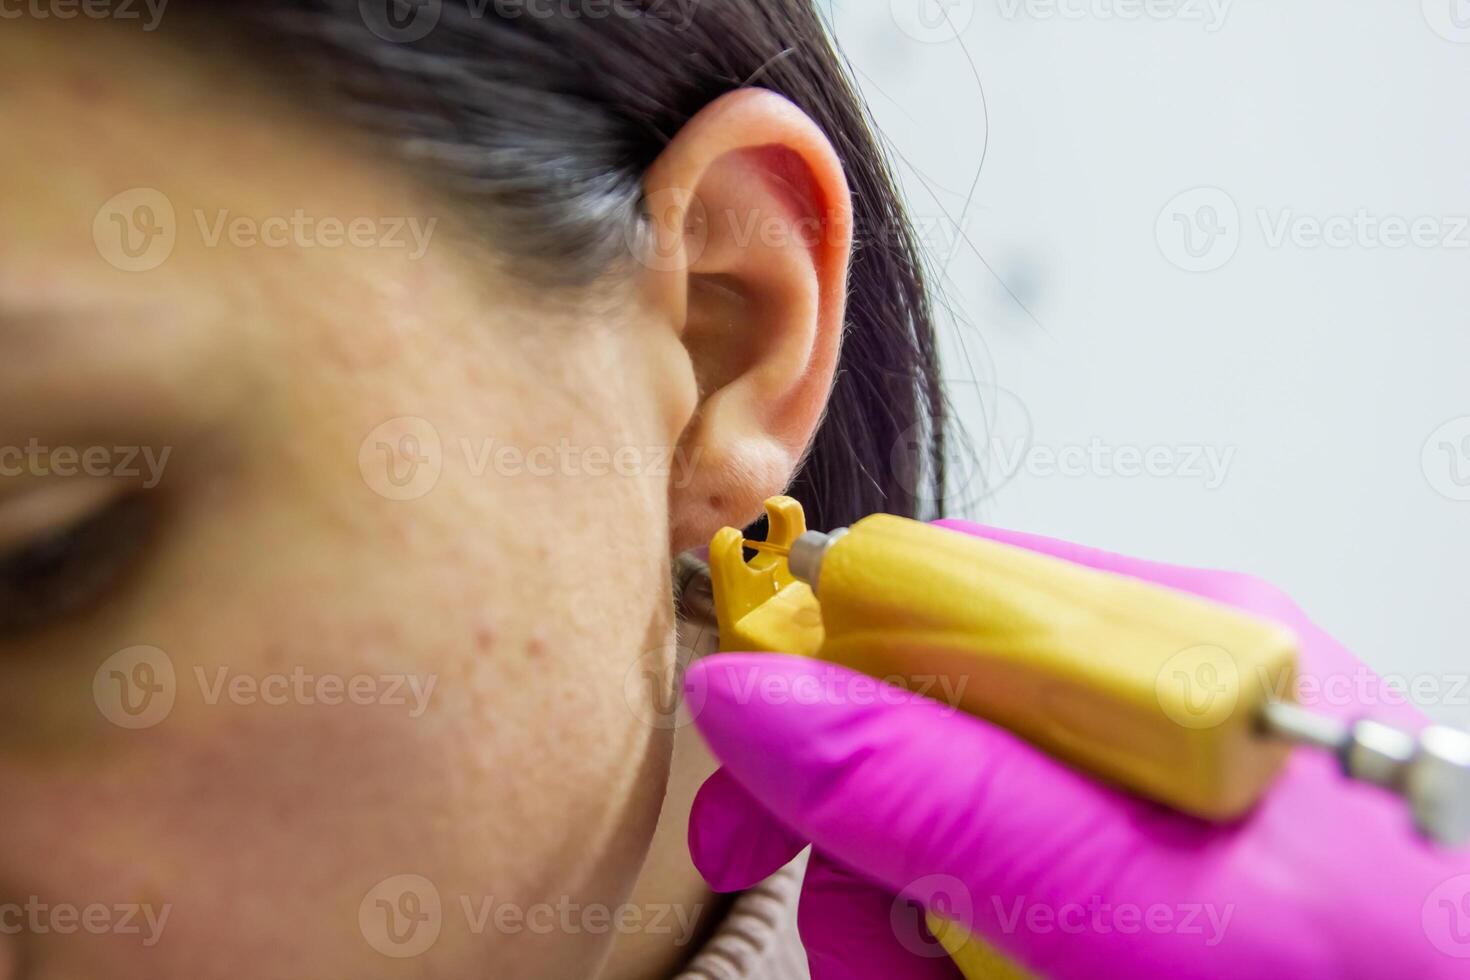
[685,520,1470,979]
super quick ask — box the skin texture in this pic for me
[0,18,851,980]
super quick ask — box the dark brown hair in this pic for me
[211,0,949,530]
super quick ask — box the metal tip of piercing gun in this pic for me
[678,497,1470,848]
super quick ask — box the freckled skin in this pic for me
[0,20,700,980]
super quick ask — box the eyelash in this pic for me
[0,493,154,633]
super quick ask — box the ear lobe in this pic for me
[637,90,853,554]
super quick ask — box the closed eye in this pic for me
[0,491,155,633]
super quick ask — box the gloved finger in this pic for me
[798,851,964,980]
[689,766,807,893]
[686,652,1208,974]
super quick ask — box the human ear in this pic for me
[636,89,853,553]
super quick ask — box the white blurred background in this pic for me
[826,0,1470,725]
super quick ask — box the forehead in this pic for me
[0,16,582,448]
[0,22,443,371]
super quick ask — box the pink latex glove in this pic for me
[685,521,1470,979]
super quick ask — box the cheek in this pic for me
[0,535,673,980]
[0,265,682,978]
[0,676,471,976]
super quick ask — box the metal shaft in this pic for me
[1261,701,1470,846]
[786,528,847,595]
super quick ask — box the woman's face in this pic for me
[0,21,709,979]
